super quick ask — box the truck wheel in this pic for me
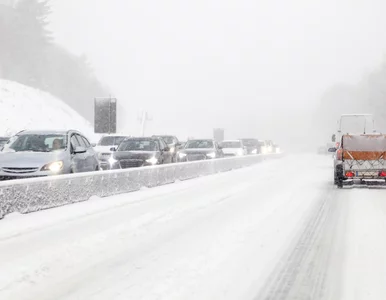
[336,164,344,188]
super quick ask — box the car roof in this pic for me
[187,139,214,142]
[123,137,157,140]
[222,139,241,142]
[101,134,130,137]
[17,130,69,135]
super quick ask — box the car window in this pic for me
[118,140,158,151]
[221,141,242,148]
[8,134,67,152]
[82,136,91,148]
[161,139,168,149]
[71,135,80,151]
[185,140,214,149]
[75,135,87,147]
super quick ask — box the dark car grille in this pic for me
[0,175,46,181]
[224,153,236,157]
[99,153,112,161]
[187,154,206,161]
[1,167,40,174]
[119,159,144,169]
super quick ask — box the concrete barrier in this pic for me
[0,154,281,219]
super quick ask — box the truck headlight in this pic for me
[206,152,216,158]
[178,152,187,158]
[41,161,64,173]
[146,157,158,165]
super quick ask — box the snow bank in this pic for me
[0,79,97,141]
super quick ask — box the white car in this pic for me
[94,134,129,170]
[220,140,247,157]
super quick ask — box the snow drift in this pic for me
[0,79,96,140]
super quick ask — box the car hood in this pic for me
[180,149,215,154]
[94,146,114,153]
[113,151,158,160]
[222,148,241,154]
[0,151,66,168]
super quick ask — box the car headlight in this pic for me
[146,157,159,165]
[169,147,175,153]
[41,161,64,173]
[206,152,216,158]
[108,157,118,166]
[251,149,257,154]
[237,149,244,156]
[178,152,187,158]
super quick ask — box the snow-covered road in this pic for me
[0,154,384,300]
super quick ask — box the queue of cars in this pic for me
[0,130,279,180]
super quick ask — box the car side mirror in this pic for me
[74,146,87,154]
[91,143,96,147]
[176,143,181,147]
[164,146,170,152]
[110,147,117,152]
[328,147,337,153]
[218,146,223,150]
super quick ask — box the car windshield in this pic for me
[185,140,214,149]
[221,141,241,148]
[9,134,67,152]
[242,139,258,146]
[98,136,126,146]
[118,140,158,151]
[160,136,174,144]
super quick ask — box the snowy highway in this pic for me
[0,154,385,300]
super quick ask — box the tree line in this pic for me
[0,0,107,121]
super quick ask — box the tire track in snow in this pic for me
[254,186,341,300]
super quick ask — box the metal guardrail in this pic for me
[0,154,282,219]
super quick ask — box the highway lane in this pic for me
[0,154,384,300]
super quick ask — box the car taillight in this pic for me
[379,171,386,177]
[335,142,340,148]
[345,171,355,178]
[337,149,343,160]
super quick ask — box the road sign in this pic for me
[94,97,117,134]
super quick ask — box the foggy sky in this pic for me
[49,0,386,144]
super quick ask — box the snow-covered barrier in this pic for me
[0,154,282,219]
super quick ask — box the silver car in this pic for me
[0,130,99,180]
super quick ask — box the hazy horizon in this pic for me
[48,0,386,146]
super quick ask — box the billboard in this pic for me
[213,128,225,142]
[94,97,117,134]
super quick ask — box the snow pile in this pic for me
[0,79,97,141]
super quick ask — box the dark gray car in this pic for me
[0,130,99,180]
[177,139,224,162]
[109,137,171,169]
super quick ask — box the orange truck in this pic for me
[329,114,386,187]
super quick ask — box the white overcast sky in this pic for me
[49,0,386,143]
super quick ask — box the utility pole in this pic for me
[138,110,152,136]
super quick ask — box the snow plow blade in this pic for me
[340,134,386,186]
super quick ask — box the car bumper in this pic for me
[0,170,62,181]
